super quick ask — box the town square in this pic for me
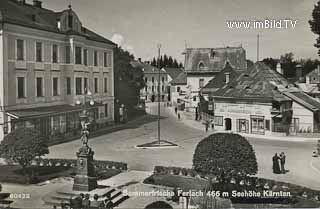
[0,0,320,208]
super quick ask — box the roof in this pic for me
[297,83,320,94]
[283,91,320,112]
[7,103,103,119]
[130,61,166,74]
[170,72,187,85]
[0,0,116,45]
[164,67,183,80]
[306,66,320,78]
[211,62,293,101]
[201,62,241,93]
[184,46,247,73]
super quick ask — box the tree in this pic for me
[0,128,49,175]
[173,59,179,68]
[163,54,169,67]
[145,201,173,209]
[168,56,174,67]
[179,62,183,68]
[193,133,257,181]
[262,58,277,70]
[309,1,320,56]
[280,52,297,78]
[114,46,144,121]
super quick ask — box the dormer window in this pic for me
[210,49,216,58]
[198,62,205,70]
[68,14,73,29]
[57,20,61,30]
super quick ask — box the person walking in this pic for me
[178,112,181,120]
[279,152,286,174]
[174,107,178,114]
[272,153,281,174]
[205,121,209,132]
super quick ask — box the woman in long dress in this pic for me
[272,153,281,174]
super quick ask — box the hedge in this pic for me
[34,158,127,170]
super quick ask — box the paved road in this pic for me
[48,103,320,190]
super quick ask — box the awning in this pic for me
[7,103,104,120]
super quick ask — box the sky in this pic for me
[38,0,319,63]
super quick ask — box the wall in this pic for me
[170,84,188,106]
[214,100,273,135]
[0,23,115,140]
[292,101,314,132]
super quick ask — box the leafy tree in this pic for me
[0,128,49,175]
[309,1,320,56]
[114,46,144,121]
[262,58,277,70]
[193,133,258,181]
[280,52,297,78]
[145,201,173,209]
[168,56,173,67]
[173,59,179,68]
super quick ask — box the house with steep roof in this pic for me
[211,62,320,135]
[0,0,116,141]
[183,46,247,111]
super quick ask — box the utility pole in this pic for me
[157,44,161,145]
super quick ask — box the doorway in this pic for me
[225,118,232,130]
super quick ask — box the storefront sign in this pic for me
[217,103,265,115]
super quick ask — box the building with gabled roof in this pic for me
[211,62,320,135]
[182,46,247,111]
[0,0,116,141]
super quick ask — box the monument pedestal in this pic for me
[73,145,97,191]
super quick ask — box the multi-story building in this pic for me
[182,46,247,110]
[138,62,168,102]
[0,0,116,141]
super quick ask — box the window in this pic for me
[75,46,82,64]
[103,52,108,67]
[94,77,98,93]
[94,51,98,66]
[83,49,88,66]
[162,85,164,92]
[17,77,25,98]
[36,42,42,62]
[162,77,165,83]
[145,77,148,83]
[236,119,249,133]
[65,46,71,64]
[17,39,24,60]
[68,14,73,29]
[66,77,71,95]
[198,62,205,70]
[152,86,154,92]
[36,77,43,97]
[177,86,181,92]
[52,44,58,63]
[214,116,223,126]
[52,77,59,96]
[104,77,108,93]
[152,77,154,83]
[84,78,88,93]
[76,78,82,95]
[251,116,265,135]
[199,78,204,88]
[104,104,108,117]
[265,120,270,131]
[193,96,197,101]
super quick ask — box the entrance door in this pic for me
[225,118,232,130]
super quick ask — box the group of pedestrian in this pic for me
[272,152,286,174]
[61,193,113,209]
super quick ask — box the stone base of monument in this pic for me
[135,139,178,149]
[73,175,98,191]
[43,183,129,208]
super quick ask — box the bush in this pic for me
[193,133,258,179]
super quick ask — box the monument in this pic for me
[72,113,98,191]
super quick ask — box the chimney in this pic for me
[225,72,230,83]
[33,0,42,8]
[276,62,283,74]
